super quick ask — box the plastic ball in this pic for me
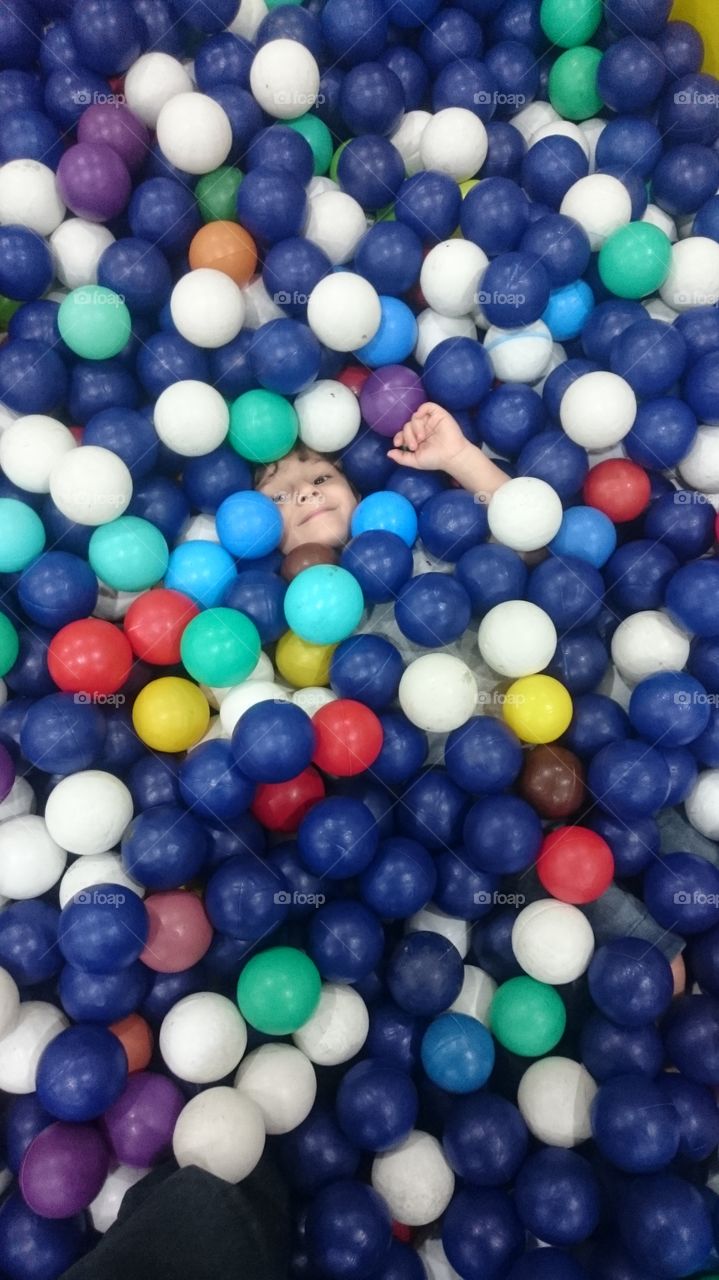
[57,880,147,974]
[517,1056,597,1148]
[588,740,669,819]
[57,285,131,361]
[49,443,133,526]
[169,268,244,349]
[228,388,298,464]
[284,565,364,645]
[172,1085,265,1183]
[124,589,198,665]
[153,380,229,457]
[488,478,563,552]
[373,1131,455,1228]
[617,1173,713,1279]
[335,1058,418,1153]
[0,497,45,571]
[421,1012,495,1093]
[387,932,463,1017]
[478,601,556,679]
[36,1024,127,1123]
[500,674,572,745]
[132,677,210,752]
[512,899,594,985]
[159,991,247,1084]
[20,1121,110,1219]
[292,984,369,1067]
[536,826,614,905]
[139,891,213,974]
[583,459,651,523]
[237,946,320,1034]
[235,1042,316,1136]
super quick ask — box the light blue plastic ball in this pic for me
[351,491,418,547]
[355,296,418,367]
[542,280,595,341]
[165,540,237,609]
[0,498,45,572]
[216,490,283,559]
[549,505,617,568]
[284,564,365,645]
[420,1012,496,1093]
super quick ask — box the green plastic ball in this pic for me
[89,516,169,591]
[598,222,672,299]
[490,976,566,1057]
[288,114,334,176]
[284,564,365,645]
[540,0,602,48]
[57,285,132,360]
[237,946,321,1034]
[0,294,21,330]
[196,166,243,222]
[228,389,298,463]
[548,46,604,120]
[180,607,261,687]
[329,139,350,182]
[0,613,19,677]
[0,498,45,572]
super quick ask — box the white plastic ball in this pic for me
[59,852,145,910]
[307,175,338,199]
[241,275,285,329]
[124,52,193,127]
[153,380,229,456]
[407,904,470,958]
[517,1057,597,1147]
[50,445,132,526]
[94,583,145,621]
[294,380,361,451]
[417,1237,464,1280]
[610,610,691,684]
[512,900,595,985]
[170,269,245,348]
[173,1086,265,1183]
[487,477,563,552]
[685,770,719,841]
[415,310,477,366]
[177,514,220,545]
[90,1165,149,1234]
[483,321,553,383]
[0,159,65,235]
[560,174,632,251]
[530,120,589,158]
[307,273,381,352]
[0,1001,68,1094]
[156,92,232,175]
[0,415,76,493]
[642,203,677,242]
[219,680,290,735]
[0,816,66,899]
[50,218,115,289]
[371,1131,455,1227]
[0,968,19,1041]
[0,777,35,821]
[679,425,719,491]
[419,109,487,181]
[291,686,338,717]
[660,236,719,311]
[303,190,367,265]
[230,0,267,36]
[578,117,606,169]
[160,992,247,1084]
[234,1043,316,1135]
[250,38,320,119]
[247,651,276,683]
[644,297,679,324]
[421,241,489,318]
[390,110,431,176]
[450,965,496,1026]
[44,771,134,856]
[478,601,557,677]
[292,983,369,1065]
[560,371,637,448]
[511,101,559,142]
[399,654,478,732]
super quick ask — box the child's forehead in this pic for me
[260,452,335,487]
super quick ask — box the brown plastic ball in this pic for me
[518,744,586,818]
[280,543,339,582]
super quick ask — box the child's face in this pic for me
[256,452,358,554]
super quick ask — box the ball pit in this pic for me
[0,0,718,1275]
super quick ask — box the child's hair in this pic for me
[253,443,342,489]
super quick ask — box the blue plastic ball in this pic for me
[306,1180,392,1280]
[595,116,663,179]
[0,338,67,413]
[129,177,201,256]
[521,136,588,208]
[0,1193,88,1279]
[330,635,403,710]
[336,1059,418,1152]
[644,491,715,561]
[337,135,404,211]
[445,717,523,793]
[528,555,604,630]
[204,853,289,939]
[178,740,254,820]
[298,796,378,880]
[433,850,497,920]
[232,700,315,783]
[455,543,528,613]
[395,171,462,243]
[460,177,530,255]
[339,62,404,135]
[36,1023,128,1121]
[308,899,384,982]
[628,671,710,746]
[249,318,321,395]
[580,1011,664,1082]
[645,851,719,936]
[464,794,541,874]
[0,900,61,986]
[515,1149,600,1244]
[421,1012,495,1093]
[57,883,148,973]
[423,336,493,410]
[359,835,436,919]
[549,507,617,568]
[58,960,148,1023]
[387,931,463,1015]
[588,937,674,1027]
[372,712,428,787]
[121,804,208,890]
[442,1187,524,1280]
[443,1091,528,1186]
[277,1106,360,1196]
[517,429,588,498]
[588,741,669,819]
[354,223,423,298]
[395,573,472,648]
[351,492,418,547]
[587,812,659,878]
[20,692,106,773]
[165,540,237,608]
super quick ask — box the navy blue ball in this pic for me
[528,555,603,630]
[476,383,545,458]
[588,937,674,1027]
[433,848,497,920]
[395,171,462,242]
[423,337,493,410]
[610,320,686,398]
[20,692,105,774]
[5,1094,54,1175]
[265,841,326,919]
[666,558,719,635]
[543,358,599,422]
[121,803,208,890]
[256,5,322,56]
[128,475,189,544]
[340,62,404,136]
[249,318,321,395]
[595,116,663,179]
[580,1011,664,1082]
[0,106,63,167]
[626,397,697,470]
[246,125,314,185]
[0,900,60,985]
[661,1073,719,1161]
[479,250,551,328]
[445,716,523,793]
[336,1058,418,1152]
[689,636,719,694]
[365,1001,423,1073]
[442,1188,524,1280]
[591,1075,680,1173]
[0,69,44,113]
[276,1105,360,1196]
[377,45,429,110]
[684,350,719,424]
[359,835,436,919]
[520,214,591,287]
[419,490,488,561]
[432,56,497,121]
[137,332,209,397]
[418,7,483,71]
[397,769,468,849]
[298,796,379,880]
[653,143,719,217]
[84,407,159,478]
[508,1251,588,1280]
[354,223,423,297]
[0,338,66,414]
[484,38,539,116]
[645,851,719,936]
[141,963,206,1022]
[98,237,172,316]
[460,176,530,254]
[340,429,396,494]
[517,429,588,498]
[320,0,389,66]
[340,531,412,603]
[193,30,253,89]
[464,794,542,874]
[127,752,181,811]
[657,19,703,79]
[178,739,254,821]
[207,83,263,164]
[395,573,472,647]
[263,236,331,320]
[644,490,715,561]
[236,165,306,244]
[597,35,666,113]
[308,899,384,981]
[18,551,97,629]
[587,812,659,877]
[582,299,647,364]
[232,700,315,783]
[372,712,428,788]
[521,136,588,207]
[547,630,608,695]
[455,543,527,613]
[588,740,669,819]
[183,446,251,514]
[388,469,448,510]
[59,960,148,1023]
[489,0,543,48]
[222,570,286,644]
[660,744,698,803]
[387,930,463,1015]
[330,635,403,711]
[563,693,630,760]
[337,135,405,212]
[129,177,200,256]
[208,330,256,397]
[471,906,523,981]
[204,853,289,939]
[515,1149,600,1245]
[443,1092,528,1186]
[483,120,526,179]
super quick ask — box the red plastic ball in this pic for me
[312,699,384,776]
[337,365,371,397]
[251,766,325,832]
[583,460,651,523]
[537,825,615,904]
[714,512,719,544]
[48,618,133,695]
[124,588,199,665]
[140,891,213,973]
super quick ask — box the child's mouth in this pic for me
[300,506,336,525]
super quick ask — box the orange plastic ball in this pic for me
[188,220,257,286]
[110,1013,154,1072]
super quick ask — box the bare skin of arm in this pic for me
[388,402,510,503]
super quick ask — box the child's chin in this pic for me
[291,517,349,551]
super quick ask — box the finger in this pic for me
[387,448,419,468]
[393,428,407,447]
[403,422,419,451]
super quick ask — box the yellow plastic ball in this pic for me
[459,179,479,198]
[275,630,336,688]
[132,676,210,752]
[502,674,573,744]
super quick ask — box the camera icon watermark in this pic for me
[674,691,719,707]
[73,888,126,907]
[477,690,526,707]
[274,890,326,907]
[473,90,527,108]
[673,889,719,907]
[477,289,527,309]
[74,289,126,306]
[273,90,325,108]
[273,290,310,308]
[71,90,126,106]
[74,691,126,707]
[473,890,526,906]
[674,89,719,107]
[674,491,711,504]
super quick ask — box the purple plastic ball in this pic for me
[20,1122,110,1218]
[360,365,425,437]
[57,141,132,222]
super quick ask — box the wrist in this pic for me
[445,442,481,485]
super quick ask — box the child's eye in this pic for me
[313,474,331,485]
[271,490,289,504]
